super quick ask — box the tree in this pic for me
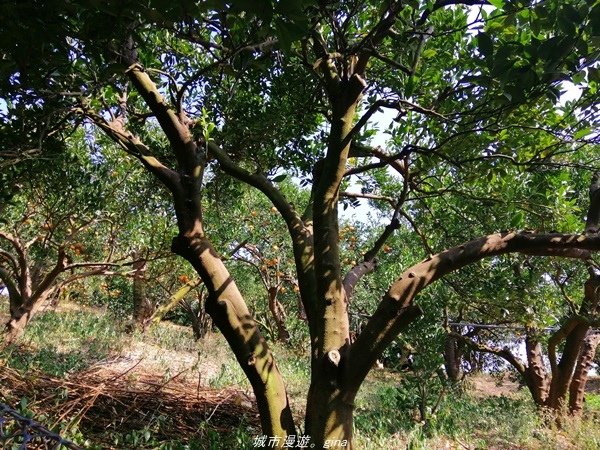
[2,0,600,447]
[449,264,600,416]
[0,134,147,342]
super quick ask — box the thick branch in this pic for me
[125,64,201,172]
[208,142,304,231]
[207,141,317,327]
[348,231,600,389]
[29,247,69,304]
[548,316,583,377]
[0,266,20,303]
[343,190,405,302]
[0,249,18,275]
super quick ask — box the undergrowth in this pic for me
[1,309,123,376]
[3,306,600,449]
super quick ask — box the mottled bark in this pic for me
[523,336,549,406]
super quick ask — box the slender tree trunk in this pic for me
[268,287,290,343]
[522,336,550,407]
[186,294,212,340]
[444,334,463,382]
[132,257,153,329]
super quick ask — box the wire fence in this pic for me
[0,403,81,450]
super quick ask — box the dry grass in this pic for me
[0,359,259,447]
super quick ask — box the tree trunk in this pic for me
[132,257,153,329]
[569,331,600,414]
[268,287,290,343]
[3,293,49,345]
[305,351,354,449]
[444,334,463,382]
[172,232,296,442]
[522,336,550,407]
[187,294,212,340]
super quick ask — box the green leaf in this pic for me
[422,48,437,59]
[510,211,524,228]
[272,174,287,182]
[574,128,592,140]
[488,0,504,9]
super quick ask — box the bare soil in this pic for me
[469,372,522,398]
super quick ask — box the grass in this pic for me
[1,309,124,376]
[3,304,600,449]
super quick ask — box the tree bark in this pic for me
[172,232,296,440]
[443,333,463,382]
[92,60,299,445]
[569,331,600,414]
[523,335,549,406]
[268,287,290,343]
[3,289,53,344]
[132,256,153,329]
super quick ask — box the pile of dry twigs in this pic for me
[0,360,259,445]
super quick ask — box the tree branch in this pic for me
[85,111,181,193]
[449,330,527,375]
[0,266,20,302]
[348,231,600,391]
[124,64,201,172]
[207,141,317,325]
[0,231,29,299]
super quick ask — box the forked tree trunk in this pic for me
[108,44,600,449]
[545,272,600,412]
[4,291,53,344]
[546,322,590,410]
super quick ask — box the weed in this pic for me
[1,310,123,376]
